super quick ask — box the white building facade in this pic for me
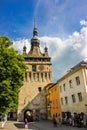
[57,61,87,116]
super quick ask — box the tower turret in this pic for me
[44,45,49,57]
[23,44,27,55]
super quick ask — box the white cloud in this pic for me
[40,36,66,60]
[13,38,30,54]
[40,27,87,60]
[13,27,87,82]
[80,27,87,59]
[80,20,87,26]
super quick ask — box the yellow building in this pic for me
[45,83,53,120]
[45,83,61,120]
[49,83,61,119]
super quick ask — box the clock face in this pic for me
[38,65,44,71]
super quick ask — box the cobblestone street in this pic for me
[0,120,87,130]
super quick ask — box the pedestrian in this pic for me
[1,114,7,128]
[64,113,67,125]
[58,114,62,126]
[25,118,29,129]
[83,113,87,127]
[52,115,57,127]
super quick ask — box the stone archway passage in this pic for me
[24,109,33,122]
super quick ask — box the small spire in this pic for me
[23,42,27,55]
[44,44,48,52]
[44,44,49,57]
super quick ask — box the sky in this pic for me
[0,0,87,82]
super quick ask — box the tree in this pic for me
[0,36,26,115]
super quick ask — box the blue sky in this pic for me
[0,0,87,82]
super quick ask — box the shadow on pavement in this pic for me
[14,122,25,129]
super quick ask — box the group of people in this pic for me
[70,113,86,127]
[63,112,87,128]
[52,112,87,128]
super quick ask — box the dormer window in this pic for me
[32,64,36,72]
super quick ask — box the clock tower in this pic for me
[18,21,52,121]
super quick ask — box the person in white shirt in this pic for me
[1,114,7,128]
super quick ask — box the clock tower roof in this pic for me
[28,20,43,57]
[23,20,50,59]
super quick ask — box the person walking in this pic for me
[25,118,29,129]
[58,114,62,126]
[52,115,57,127]
[1,114,7,128]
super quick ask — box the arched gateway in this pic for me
[24,109,33,122]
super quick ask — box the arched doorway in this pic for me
[24,109,33,122]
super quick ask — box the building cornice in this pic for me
[57,60,87,83]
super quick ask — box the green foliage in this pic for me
[0,36,26,115]
[0,36,13,47]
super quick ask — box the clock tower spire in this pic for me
[28,19,41,56]
[33,18,38,37]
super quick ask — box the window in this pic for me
[49,73,50,79]
[55,88,56,92]
[32,64,36,72]
[78,92,82,102]
[47,99,50,106]
[37,73,39,81]
[38,87,41,92]
[72,94,76,103]
[52,100,54,107]
[56,99,58,107]
[41,73,43,81]
[33,73,35,80]
[45,73,47,80]
[63,83,66,91]
[76,76,80,85]
[65,96,68,104]
[60,86,62,92]
[69,80,73,88]
[61,98,63,105]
